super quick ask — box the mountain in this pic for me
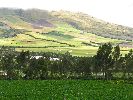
[0,8,132,56]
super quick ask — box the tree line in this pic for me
[0,43,133,80]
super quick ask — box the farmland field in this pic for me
[0,31,130,56]
[0,80,133,100]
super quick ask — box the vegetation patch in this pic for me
[0,80,133,99]
[44,31,75,39]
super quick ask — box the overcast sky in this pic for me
[1,0,133,27]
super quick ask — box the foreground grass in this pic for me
[0,80,133,100]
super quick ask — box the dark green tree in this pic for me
[95,43,113,80]
[124,50,133,79]
[16,50,30,78]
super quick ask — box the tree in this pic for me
[16,50,30,78]
[74,57,92,79]
[124,50,133,79]
[112,45,121,61]
[95,43,113,80]
[0,46,16,79]
[59,52,73,78]
[112,45,121,78]
[1,53,16,79]
[24,57,39,79]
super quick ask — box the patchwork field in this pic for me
[0,31,129,56]
[0,31,130,56]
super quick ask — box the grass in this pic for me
[16,46,98,57]
[54,21,81,33]
[0,15,32,30]
[44,31,75,40]
[0,80,133,100]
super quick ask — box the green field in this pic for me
[0,31,130,56]
[0,80,133,100]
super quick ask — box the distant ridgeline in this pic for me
[0,43,133,80]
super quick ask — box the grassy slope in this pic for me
[0,80,133,100]
[51,11,133,40]
[0,8,132,56]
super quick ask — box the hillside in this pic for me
[0,8,132,56]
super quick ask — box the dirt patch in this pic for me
[31,19,54,29]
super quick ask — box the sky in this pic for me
[0,0,133,27]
